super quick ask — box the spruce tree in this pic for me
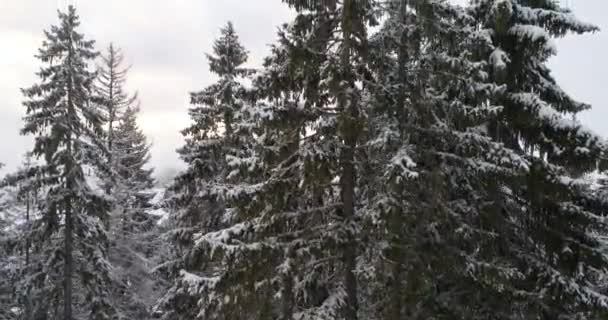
[0,168,21,320]
[108,104,159,319]
[95,44,138,175]
[1,156,50,320]
[426,0,608,317]
[254,2,377,318]
[94,44,158,318]
[20,6,115,319]
[163,1,379,318]
[159,21,256,319]
[111,104,154,206]
[359,0,525,318]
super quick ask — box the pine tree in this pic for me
[0,156,50,320]
[14,154,39,320]
[108,104,159,319]
[95,44,138,175]
[162,1,380,318]
[20,6,115,319]
[158,22,256,319]
[265,1,375,318]
[112,105,154,193]
[462,0,608,318]
[0,164,21,320]
[94,43,158,318]
[358,1,523,318]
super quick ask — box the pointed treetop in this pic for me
[207,21,249,76]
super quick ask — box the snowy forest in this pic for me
[2,0,608,319]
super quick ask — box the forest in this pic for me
[2,0,608,319]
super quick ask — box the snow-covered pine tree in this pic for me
[110,104,155,217]
[95,44,138,179]
[260,2,377,318]
[158,22,256,319]
[459,0,608,317]
[20,6,115,320]
[0,161,21,320]
[360,0,533,318]
[0,155,50,320]
[108,103,160,319]
[94,43,159,318]
[167,1,380,318]
[13,154,40,320]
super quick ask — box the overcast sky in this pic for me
[0,0,605,181]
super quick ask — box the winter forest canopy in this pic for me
[2,0,608,319]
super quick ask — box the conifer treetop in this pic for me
[207,21,250,78]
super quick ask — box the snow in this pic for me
[489,48,509,71]
[144,187,170,225]
[509,24,556,53]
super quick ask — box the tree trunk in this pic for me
[64,193,73,320]
[107,45,116,196]
[281,252,294,320]
[389,1,409,319]
[24,190,32,320]
[64,36,74,319]
[341,0,359,318]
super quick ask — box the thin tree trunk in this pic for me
[64,35,74,319]
[107,45,116,196]
[24,189,32,320]
[341,0,359,318]
[64,192,73,320]
[281,250,294,320]
[389,1,409,319]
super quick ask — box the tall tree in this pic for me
[96,44,137,172]
[165,1,379,318]
[20,6,114,319]
[361,0,515,318]
[95,43,158,318]
[1,156,49,320]
[158,21,255,319]
[0,162,21,320]
[466,0,608,318]
[268,1,376,318]
[108,104,159,319]
[112,104,154,203]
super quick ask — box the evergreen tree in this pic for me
[236,2,377,318]
[95,44,138,174]
[158,21,256,319]
[112,105,154,194]
[360,0,517,318]
[108,104,159,319]
[94,43,158,318]
[252,1,376,318]
[1,156,49,320]
[161,1,380,318]
[459,1,608,318]
[0,164,21,320]
[20,6,115,319]
[13,154,40,320]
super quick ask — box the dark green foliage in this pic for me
[19,6,115,319]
